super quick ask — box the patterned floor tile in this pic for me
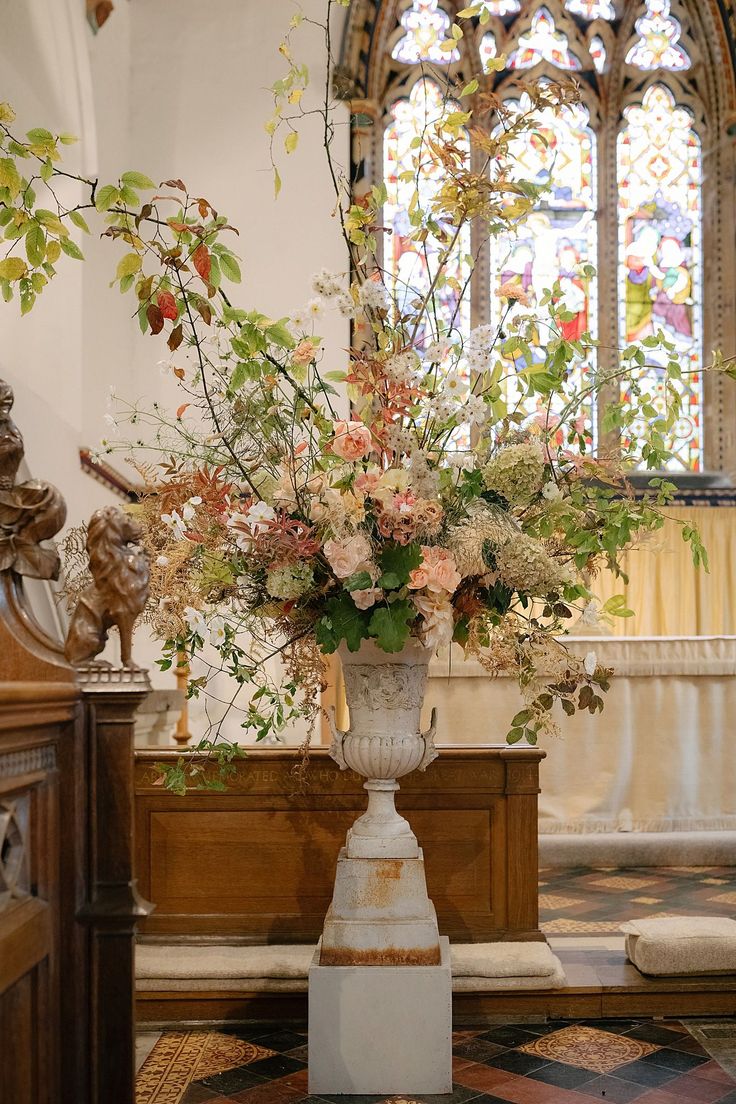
[538,866,736,934]
[519,1025,657,1074]
[136,1019,736,1104]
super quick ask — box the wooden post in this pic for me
[77,667,154,1104]
[173,649,192,747]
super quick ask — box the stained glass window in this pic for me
[384,79,471,351]
[491,99,597,437]
[590,34,607,72]
[508,7,582,71]
[479,0,521,14]
[480,31,498,67]
[617,84,702,469]
[626,0,691,71]
[565,0,616,19]
[392,0,460,65]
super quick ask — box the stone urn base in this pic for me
[320,639,441,967]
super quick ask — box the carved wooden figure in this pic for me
[64,506,150,668]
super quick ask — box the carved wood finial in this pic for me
[64,506,150,668]
[0,379,66,580]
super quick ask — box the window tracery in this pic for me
[341,0,736,477]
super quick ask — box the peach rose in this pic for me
[323,533,373,579]
[330,419,373,462]
[408,546,461,595]
[292,339,317,367]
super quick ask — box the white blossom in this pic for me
[209,615,227,647]
[307,296,325,319]
[156,555,170,567]
[161,510,187,540]
[183,606,207,639]
[311,268,344,298]
[181,495,202,522]
[542,481,563,502]
[334,292,356,318]
[584,650,598,676]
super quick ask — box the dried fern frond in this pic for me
[58,524,91,613]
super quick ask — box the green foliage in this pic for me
[377,542,422,587]
[368,600,416,653]
[315,592,370,653]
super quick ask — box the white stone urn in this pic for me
[329,638,438,859]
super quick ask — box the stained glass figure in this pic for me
[384,79,471,352]
[480,31,498,67]
[479,0,521,14]
[565,0,616,19]
[392,0,460,65]
[626,0,691,71]
[590,34,607,71]
[490,98,597,439]
[617,84,702,469]
[508,7,583,70]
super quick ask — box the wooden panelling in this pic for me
[135,746,544,944]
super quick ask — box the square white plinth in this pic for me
[308,935,452,1096]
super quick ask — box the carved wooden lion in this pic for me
[64,506,150,667]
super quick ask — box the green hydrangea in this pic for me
[265,562,315,599]
[482,441,545,505]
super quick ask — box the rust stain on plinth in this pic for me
[319,944,442,967]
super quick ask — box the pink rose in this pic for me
[330,419,373,462]
[432,556,461,594]
[323,533,373,579]
[355,469,381,495]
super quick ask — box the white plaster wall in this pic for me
[0,0,349,740]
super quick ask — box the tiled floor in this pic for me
[539,866,736,934]
[136,1020,736,1104]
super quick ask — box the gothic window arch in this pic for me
[339,0,736,478]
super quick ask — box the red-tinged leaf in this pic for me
[197,198,210,219]
[157,290,178,320]
[195,299,212,325]
[168,220,189,234]
[192,243,211,283]
[176,403,190,419]
[173,366,186,380]
[162,179,186,191]
[168,323,183,351]
[146,303,164,334]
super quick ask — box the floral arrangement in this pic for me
[0,1,727,788]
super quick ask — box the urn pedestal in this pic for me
[308,640,452,1095]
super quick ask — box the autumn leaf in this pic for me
[168,323,183,351]
[162,179,186,191]
[176,403,189,419]
[0,257,27,281]
[157,290,178,320]
[146,303,164,334]
[192,243,211,283]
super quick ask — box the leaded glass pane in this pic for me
[392,0,460,65]
[384,79,471,352]
[626,0,691,72]
[617,84,702,469]
[490,99,597,439]
[590,34,607,72]
[508,7,582,71]
[479,0,521,14]
[566,0,616,20]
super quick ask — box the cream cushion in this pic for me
[136,941,566,992]
[622,916,736,976]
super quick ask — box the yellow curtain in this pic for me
[595,506,736,636]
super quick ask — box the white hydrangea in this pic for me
[358,280,390,312]
[495,534,574,595]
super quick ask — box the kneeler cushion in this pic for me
[622,916,736,976]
